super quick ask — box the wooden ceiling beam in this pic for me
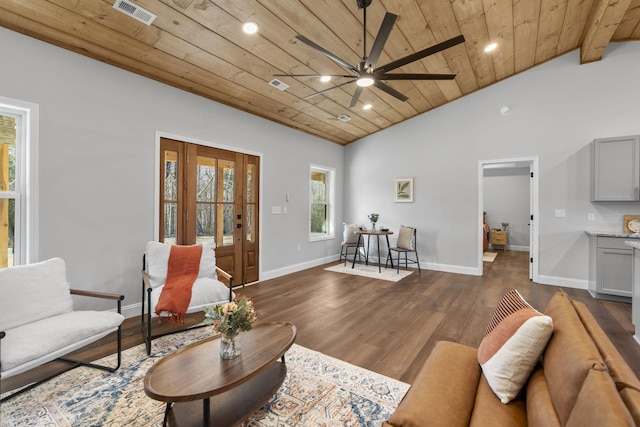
[581,0,633,63]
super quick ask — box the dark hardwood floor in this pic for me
[3,250,639,396]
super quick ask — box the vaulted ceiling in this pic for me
[1,0,639,145]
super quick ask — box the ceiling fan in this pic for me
[274,0,465,108]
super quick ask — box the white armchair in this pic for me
[141,241,234,355]
[0,257,124,402]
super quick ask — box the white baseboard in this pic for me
[634,334,640,347]
[423,261,482,276]
[507,245,529,252]
[535,275,588,290]
[121,303,142,319]
[261,255,339,281]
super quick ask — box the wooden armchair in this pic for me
[141,241,234,355]
[0,258,124,402]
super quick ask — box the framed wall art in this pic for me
[395,178,414,203]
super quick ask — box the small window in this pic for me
[309,165,335,241]
[0,97,37,266]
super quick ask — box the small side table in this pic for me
[351,230,394,273]
[491,230,508,251]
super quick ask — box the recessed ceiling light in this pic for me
[242,21,259,35]
[484,42,498,53]
[363,103,373,110]
[356,77,374,87]
[320,75,331,83]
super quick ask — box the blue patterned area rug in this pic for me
[1,327,409,426]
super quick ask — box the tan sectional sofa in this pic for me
[383,290,640,427]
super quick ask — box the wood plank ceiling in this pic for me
[1,0,639,145]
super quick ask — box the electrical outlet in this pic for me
[587,213,595,221]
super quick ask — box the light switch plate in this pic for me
[555,209,566,218]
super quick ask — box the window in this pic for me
[309,165,335,241]
[0,97,38,266]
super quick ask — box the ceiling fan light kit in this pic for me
[274,0,465,109]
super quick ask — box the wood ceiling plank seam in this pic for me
[557,0,597,53]
[451,0,498,88]
[152,31,369,140]
[292,0,418,116]
[350,0,441,112]
[419,0,478,101]
[581,0,634,63]
[0,8,353,145]
[513,0,542,73]
[132,0,371,139]
[12,3,353,144]
[344,0,436,109]
[185,0,384,135]
[482,0,516,81]
[418,0,480,95]
[261,0,400,109]
[380,0,453,108]
[251,0,408,121]
[535,0,569,64]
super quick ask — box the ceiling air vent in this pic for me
[269,79,289,91]
[337,114,351,122]
[113,0,156,25]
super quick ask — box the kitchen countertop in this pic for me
[585,231,640,238]
[625,241,640,249]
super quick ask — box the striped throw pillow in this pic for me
[478,289,553,403]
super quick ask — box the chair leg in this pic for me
[415,249,421,273]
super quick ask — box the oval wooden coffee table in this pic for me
[144,322,297,427]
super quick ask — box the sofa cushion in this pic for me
[543,290,606,425]
[477,289,553,403]
[384,341,480,427]
[150,277,232,317]
[342,223,361,244]
[1,310,124,376]
[469,375,527,427]
[397,226,414,250]
[571,300,640,392]
[565,368,635,427]
[146,241,217,288]
[0,258,74,331]
[621,387,640,426]
[526,367,562,427]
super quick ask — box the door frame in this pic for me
[154,131,264,284]
[478,156,539,282]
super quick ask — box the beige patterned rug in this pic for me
[1,327,409,426]
[483,252,498,262]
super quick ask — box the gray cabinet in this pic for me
[591,135,640,201]
[588,236,632,301]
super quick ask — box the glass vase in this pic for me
[220,330,241,359]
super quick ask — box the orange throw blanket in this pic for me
[155,244,203,323]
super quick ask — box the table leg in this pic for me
[163,402,173,427]
[385,235,394,269]
[351,234,362,269]
[203,398,210,427]
[376,235,382,273]
[366,235,371,265]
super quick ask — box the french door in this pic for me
[159,137,259,285]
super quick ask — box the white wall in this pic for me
[0,27,344,315]
[484,167,530,250]
[345,41,640,286]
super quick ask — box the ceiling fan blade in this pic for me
[349,87,364,108]
[273,74,355,78]
[376,35,465,74]
[378,73,457,80]
[303,80,355,100]
[295,35,360,75]
[373,80,408,102]
[364,12,398,70]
